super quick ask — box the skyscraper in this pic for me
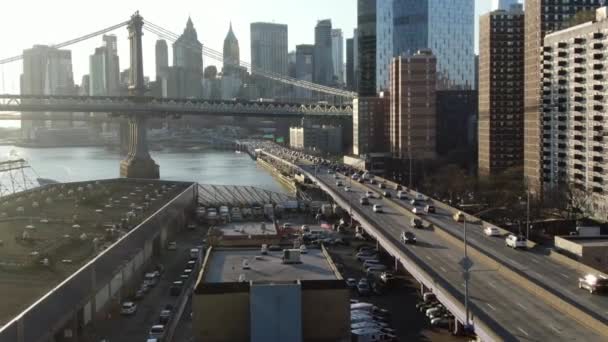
[523,0,603,194]
[223,23,240,73]
[331,29,344,84]
[389,50,437,160]
[173,17,203,98]
[346,38,355,90]
[250,22,288,98]
[314,19,334,86]
[478,4,525,177]
[295,44,314,100]
[89,35,120,96]
[21,45,75,138]
[353,28,360,91]
[492,0,519,11]
[155,39,168,81]
[357,0,377,96]
[376,0,475,91]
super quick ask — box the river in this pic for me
[0,145,288,194]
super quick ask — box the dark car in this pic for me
[360,197,370,205]
[169,281,183,296]
[382,191,391,198]
[401,231,416,244]
[395,184,403,191]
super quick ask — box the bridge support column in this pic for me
[120,115,159,179]
[453,320,465,336]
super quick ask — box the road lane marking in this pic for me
[440,266,447,273]
[517,327,529,337]
[516,302,527,310]
[486,303,497,311]
[425,256,432,261]
[531,258,540,264]
[559,273,570,279]
[488,282,497,288]
[550,325,561,334]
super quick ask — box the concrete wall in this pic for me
[193,289,250,342]
[555,236,584,257]
[301,283,350,342]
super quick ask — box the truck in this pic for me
[282,249,302,264]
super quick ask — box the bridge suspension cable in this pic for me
[143,20,356,99]
[0,20,130,65]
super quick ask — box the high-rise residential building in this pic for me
[331,29,344,84]
[389,50,437,160]
[295,44,314,100]
[21,45,75,138]
[155,39,168,81]
[376,0,394,93]
[524,0,603,194]
[89,48,107,96]
[542,7,608,216]
[314,19,334,86]
[346,38,355,90]
[376,0,475,92]
[353,95,389,156]
[357,0,377,96]
[102,35,120,96]
[172,17,203,98]
[250,22,288,98]
[353,29,360,91]
[492,0,519,11]
[223,23,240,73]
[478,4,525,177]
[437,90,478,168]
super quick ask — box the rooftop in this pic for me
[217,221,277,237]
[563,236,608,247]
[203,248,338,283]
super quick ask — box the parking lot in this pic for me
[83,224,205,342]
[326,238,466,342]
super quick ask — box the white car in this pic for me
[484,226,501,237]
[344,186,352,192]
[120,302,137,315]
[366,191,374,198]
[412,207,423,215]
[148,325,165,340]
[505,234,527,249]
[373,204,383,213]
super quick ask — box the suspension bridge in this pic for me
[0,12,356,180]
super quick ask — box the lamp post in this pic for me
[526,190,530,240]
[459,216,471,329]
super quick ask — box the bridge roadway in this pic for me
[298,164,604,341]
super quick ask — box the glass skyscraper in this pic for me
[376,0,474,91]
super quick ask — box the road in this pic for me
[303,164,604,341]
[84,227,203,342]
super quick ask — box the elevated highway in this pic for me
[259,149,608,341]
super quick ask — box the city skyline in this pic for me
[0,0,493,94]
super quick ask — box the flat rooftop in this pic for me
[567,237,608,247]
[218,221,277,236]
[204,248,338,283]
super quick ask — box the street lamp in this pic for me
[460,217,471,329]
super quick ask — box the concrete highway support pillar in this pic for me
[453,320,464,336]
[120,115,159,179]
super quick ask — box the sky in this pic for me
[0,0,494,94]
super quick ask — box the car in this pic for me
[268,245,282,251]
[357,254,379,262]
[366,191,374,198]
[430,316,450,327]
[401,231,416,244]
[424,205,436,214]
[397,191,408,200]
[358,245,375,252]
[170,281,183,296]
[333,174,340,179]
[382,191,391,198]
[357,282,371,296]
[134,288,145,300]
[143,272,159,287]
[148,325,165,340]
[344,186,352,192]
[336,180,344,187]
[140,283,151,294]
[362,259,382,268]
[410,218,423,229]
[505,234,527,249]
[282,222,293,230]
[346,278,358,289]
[301,225,310,233]
[360,197,370,205]
[395,184,403,191]
[484,226,501,237]
[378,182,386,189]
[412,207,423,215]
[373,204,383,213]
[167,241,177,250]
[120,302,137,315]
[366,264,387,273]
[453,211,465,222]
[159,309,171,324]
[578,274,608,294]
[380,272,395,284]
[299,244,308,254]
[370,179,377,185]
[426,305,445,317]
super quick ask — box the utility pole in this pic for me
[526,190,530,240]
[459,217,471,330]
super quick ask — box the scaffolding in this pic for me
[0,159,38,198]
[197,184,298,207]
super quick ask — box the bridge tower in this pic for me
[119,12,160,179]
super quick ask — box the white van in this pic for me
[505,234,527,249]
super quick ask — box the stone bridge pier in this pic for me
[119,11,159,179]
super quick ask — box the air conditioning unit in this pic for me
[282,249,301,264]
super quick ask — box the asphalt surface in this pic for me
[302,164,604,342]
[84,227,203,342]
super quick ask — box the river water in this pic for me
[0,145,287,194]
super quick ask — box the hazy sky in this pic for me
[0,0,494,93]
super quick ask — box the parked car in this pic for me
[505,234,527,249]
[430,316,450,327]
[400,231,416,244]
[346,278,358,289]
[167,241,177,250]
[120,302,137,315]
[484,226,501,237]
[357,282,371,296]
[380,272,395,284]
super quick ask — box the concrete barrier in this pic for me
[256,158,297,193]
[548,249,608,278]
